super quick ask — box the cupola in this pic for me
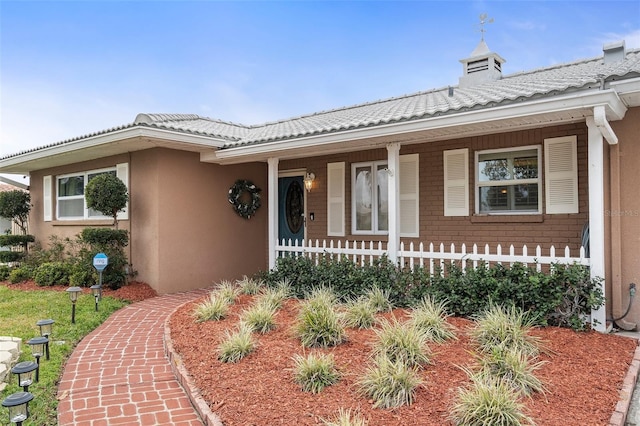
[459,14,505,88]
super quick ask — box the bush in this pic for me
[76,228,130,289]
[295,288,346,348]
[34,262,71,286]
[84,172,128,228]
[292,353,340,393]
[371,317,431,368]
[0,234,35,248]
[9,266,33,283]
[0,251,24,263]
[218,324,256,363]
[0,264,9,281]
[357,355,423,409]
[449,376,534,426]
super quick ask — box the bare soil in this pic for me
[169,293,637,426]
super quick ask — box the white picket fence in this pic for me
[276,239,590,272]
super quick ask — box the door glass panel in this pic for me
[285,180,304,233]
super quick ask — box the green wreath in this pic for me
[228,179,262,219]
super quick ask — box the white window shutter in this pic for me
[327,162,345,236]
[545,136,578,214]
[399,154,419,237]
[444,149,469,216]
[116,163,129,220]
[43,175,52,222]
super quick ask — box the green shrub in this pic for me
[321,408,368,426]
[0,234,35,248]
[76,228,130,289]
[241,302,277,333]
[295,288,346,348]
[218,324,256,363]
[371,317,431,368]
[549,263,605,330]
[292,353,340,393]
[193,293,230,322]
[34,262,71,286]
[409,296,457,343]
[471,304,543,357]
[357,355,423,409]
[474,348,546,396]
[8,265,33,283]
[342,298,377,329]
[0,264,9,281]
[69,267,95,287]
[0,251,24,263]
[449,376,534,426]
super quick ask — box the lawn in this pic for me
[0,284,127,426]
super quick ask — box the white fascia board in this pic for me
[212,89,627,163]
[609,77,640,107]
[0,127,226,170]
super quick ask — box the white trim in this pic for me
[399,153,419,238]
[444,149,469,217]
[43,175,52,222]
[268,158,279,269]
[327,162,345,237]
[351,160,389,235]
[544,136,579,214]
[387,143,401,263]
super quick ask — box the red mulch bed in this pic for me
[0,280,158,302]
[169,293,638,426]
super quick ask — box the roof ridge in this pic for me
[136,113,251,129]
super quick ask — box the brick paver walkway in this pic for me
[57,289,210,426]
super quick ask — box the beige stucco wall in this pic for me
[30,147,268,294]
[610,106,640,326]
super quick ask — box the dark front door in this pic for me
[278,176,305,245]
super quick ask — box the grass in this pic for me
[295,287,346,348]
[321,408,368,426]
[409,296,457,343]
[215,280,241,304]
[449,375,535,426]
[241,301,277,333]
[292,352,340,393]
[357,354,423,409]
[192,292,231,322]
[371,317,431,369]
[0,285,127,426]
[364,286,392,313]
[475,347,546,396]
[342,297,377,329]
[237,275,262,295]
[217,323,256,363]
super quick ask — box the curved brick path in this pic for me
[57,289,210,426]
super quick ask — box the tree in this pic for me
[85,173,128,229]
[0,189,31,235]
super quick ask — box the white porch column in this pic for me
[586,117,607,332]
[268,157,279,269]
[387,143,401,264]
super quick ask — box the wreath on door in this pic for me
[228,179,262,219]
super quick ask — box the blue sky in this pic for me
[1,0,639,167]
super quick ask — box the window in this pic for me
[475,146,541,214]
[352,161,388,234]
[56,167,118,220]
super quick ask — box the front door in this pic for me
[278,176,305,245]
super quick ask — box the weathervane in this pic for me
[478,13,494,41]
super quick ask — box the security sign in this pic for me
[93,253,109,272]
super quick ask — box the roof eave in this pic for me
[206,89,627,164]
[0,126,227,174]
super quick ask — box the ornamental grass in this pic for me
[321,408,368,426]
[259,279,291,310]
[470,304,543,357]
[449,375,535,426]
[409,295,457,343]
[342,297,377,329]
[474,347,546,396]
[193,292,230,322]
[237,275,263,295]
[364,286,393,313]
[215,279,241,304]
[371,317,431,369]
[295,287,346,348]
[357,354,423,409]
[241,301,278,334]
[218,323,256,363]
[292,352,340,393]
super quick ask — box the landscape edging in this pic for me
[609,339,640,426]
[164,307,225,426]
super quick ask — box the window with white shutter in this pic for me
[327,162,345,236]
[544,136,578,214]
[444,149,469,216]
[400,154,419,237]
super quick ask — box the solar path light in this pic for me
[26,336,48,382]
[10,362,38,391]
[36,319,54,360]
[90,284,102,311]
[66,286,82,324]
[1,391,34,426]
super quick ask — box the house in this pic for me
[0,177,29,237]
[0,39,639,331]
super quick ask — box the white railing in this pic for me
[276,239,590,271]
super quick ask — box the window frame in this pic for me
[351,160,389,235]
[56,167,117,220]
[474,145,542,215]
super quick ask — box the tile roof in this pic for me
[2,47,639,160]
